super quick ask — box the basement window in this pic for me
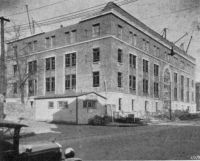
[48,101,54,109]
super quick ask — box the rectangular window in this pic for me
[174,87,178,101]
[71,30,77,43]
[65,53,76,67]
[155,102,158,112]
[45,37,50,48]
[33,40,38,51]
[192,80,194,88]
[174,73,178,83]
[181,75,184,101]
[143,79,148,94]
[65,54,70,67]
[129,54,136,68]
[92,23,100,37]
[154,82,159,98]
[93,71,100,87]
[118,49,123,63]
[72,74,76,89]
[28,42,33,52]
[119,98,122,111]
[93,48,100,62]
[46,77,55,92]
[72,53,76,66]
[129,75,136,91]
[58,101,68,109]
[132,99,134,111]
[28,79,37,96]
[28,60,37,74]
[83,100,97,109]
[13,64,18,76]
[51,35,56,47]
[46,57,55,71]
[118,72,122,88]
[154,64,159,77]
[65,32,70,43]
[117,25,123,39]
[48,101,54,109]
[65,75,70,90]
[13,82,18,94]
[133,34,137,46]
[143,59,148,73]
[129,31,133,44]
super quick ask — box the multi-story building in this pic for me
[6,2,196,123]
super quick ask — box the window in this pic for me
[154,82,159,98]
[129,75,136,91]
[133,34,137,46]
[129,31,133,44]
[181,75,184,101]
[118,72,122,88]
[93,71,100,87]
[45,37,50,48]
[143,59,148,73]
[46,57,55,70]
[92,23,100,37]
[142,39,149,52]
[174,87,178,101]
[13,64,18,76]
[65,74,76,90]
[51,35,56,47]
[118,49,123,63]
[13,82,17,94]
[65,32,70,43]
[28,42,33,52]
[143,79,148,94]
[192,80,194,88]
[65,53,76,67]
[174,73,178,83]
[83,100,97,109]
[58,101,68,109]
[33,40,38,51]
[117,25,123,39]
[72,53,76,66]
[28,79,37,96]
[119,98,122,111]
[28,60,37,74]
[71,30,77,43]
[93,48,100,62]
[72,75,76,89]
[154,64,159,77]
[46,77,55,92]
[187,78,190,102]
[132,99,134,111]
[129,54,136,68]
[65,75,70,90]
[48,101,54,109]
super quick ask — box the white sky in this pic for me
[1,0,200,81]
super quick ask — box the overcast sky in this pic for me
[1,0,200,80]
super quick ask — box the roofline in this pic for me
[34,92,107,100]
[81,5,195,62]
[7,32,45,44]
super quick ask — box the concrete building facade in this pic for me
[6,2,196,122]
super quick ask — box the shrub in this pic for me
[88,115,112,126]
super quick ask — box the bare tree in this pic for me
[6,26,42,104]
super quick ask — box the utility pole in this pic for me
[25,5,32,35]
[0,16,10,120]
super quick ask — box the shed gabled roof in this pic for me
[35,92,107,100]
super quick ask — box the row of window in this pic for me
[48,100,97,109]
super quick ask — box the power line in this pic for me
[5,0,138,33]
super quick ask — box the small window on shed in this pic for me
[48,101,54,109]
[83,100,97,109]
[58,101,68,109]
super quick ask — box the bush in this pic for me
[88,115,112,126]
